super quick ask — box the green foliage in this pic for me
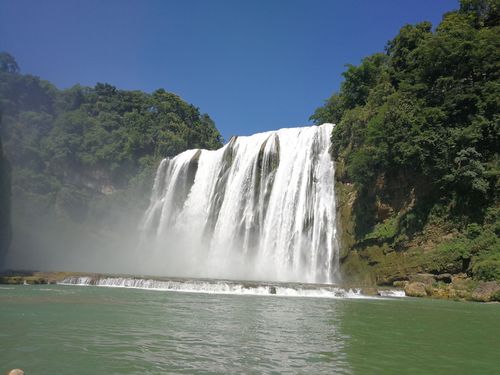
[428,238,471,274]
[313,1,499,199]
[472,255,500,281]
[443,147,489,195]
[0,53,223,261]
[364,215,398,242]
[0,53,222,194]
[347,146,383,187]
[459,0,500,27]
[309,93,344,125]
[314,0,500,280]
[341,53,388,109]
[0,52,19,74]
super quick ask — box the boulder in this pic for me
[6,370,25,375]
[404,282,428,297]
[471,282,500,302]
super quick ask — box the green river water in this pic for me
[0,284,498,374]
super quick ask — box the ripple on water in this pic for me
[1,285,496,374]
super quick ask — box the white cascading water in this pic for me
[140,123,339,284]
[59,276,374,299]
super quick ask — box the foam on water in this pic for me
[58,276,395,300]
[378,289,406,298]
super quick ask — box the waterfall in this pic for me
[59,276,375,299]
[140,124,339,284]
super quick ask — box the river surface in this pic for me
[0,284,498,374]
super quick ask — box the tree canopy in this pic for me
[312,0,499,281]
[0,52,223,264]
[0,52,222,193]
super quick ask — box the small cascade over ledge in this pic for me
[140,124,339,284]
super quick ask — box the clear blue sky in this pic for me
[0,0,458,141]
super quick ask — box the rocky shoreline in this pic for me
[395,273,500,303]
[0,271,94,285]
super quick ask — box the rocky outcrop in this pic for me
[388,276,500,302]
[471,282,500,302]
[404,282,428,297]
[335,177,498,303]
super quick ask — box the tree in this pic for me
[0,52,19,74]
[312,0,499,281]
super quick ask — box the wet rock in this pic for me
[404,282,428,297]
[269,286,277,294]
[471,282,500,302]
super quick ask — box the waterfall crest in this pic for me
[141,124,339,284]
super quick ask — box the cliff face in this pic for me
[335,165,500,302]
[0,136,11,266]
[336,175,438,286]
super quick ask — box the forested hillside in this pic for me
[312,0,499,288]
[0,52,222,269]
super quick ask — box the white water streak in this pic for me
[58,277,373,299]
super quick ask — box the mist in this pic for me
[3,176,287,281]
[4,189,151,276]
